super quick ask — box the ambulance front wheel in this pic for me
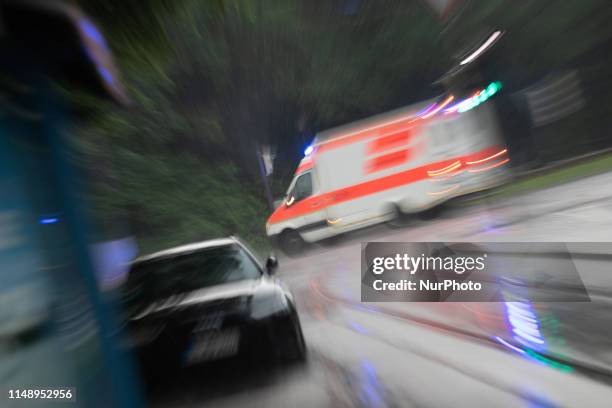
[279,229,305,257]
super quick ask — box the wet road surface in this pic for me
[151,172,612,408]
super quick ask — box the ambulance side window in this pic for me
[292,172,313,202]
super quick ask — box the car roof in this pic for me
[132,237,239,264]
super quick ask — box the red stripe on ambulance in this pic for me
[268,145,505,225]
[365,149,412,174]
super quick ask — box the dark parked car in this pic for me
[122,237,306,374]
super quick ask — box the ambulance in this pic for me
[267,84,510,255]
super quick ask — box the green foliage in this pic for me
[73,70,270,253]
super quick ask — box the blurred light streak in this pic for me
[415,102,437,116]
[504,300,546,349]
[494,336,526,355]
[460,30,502,65]
[39,217,60,224]
[427,184,460,195]
[457,82,502,112]
[512,322,543,339]
[508,315,540,330]
[79,19,109,50]
[309,279,340,306]
[524,349,574,373]
[427,160,461,176]
[421,95,454,118]
[467,158,509,173]
[466,148,508,165]
[91,237,139,289]
[98,67,114,85]
[348,321,369,335]
[304,145,314,156]
[507,310,539,324]
[482,224,502,234]
[443,102,461,112]
[506,302,539,321]
[358,361,385,408]
[495,337,574,373]
[514,336,545,350]
[327,217,342,225]
[431,169,464,181]
[506,301,537,313]
[513,329,545,345]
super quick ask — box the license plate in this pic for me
[184,328,240,365]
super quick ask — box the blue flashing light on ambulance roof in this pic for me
[304,145,314,156]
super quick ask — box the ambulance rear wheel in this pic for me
[418,204,444,220]
[280,230,305,257]
[386,204,411,228]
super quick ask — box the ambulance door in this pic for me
[285,170,329,241]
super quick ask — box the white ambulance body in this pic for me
[266,93,509,254]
